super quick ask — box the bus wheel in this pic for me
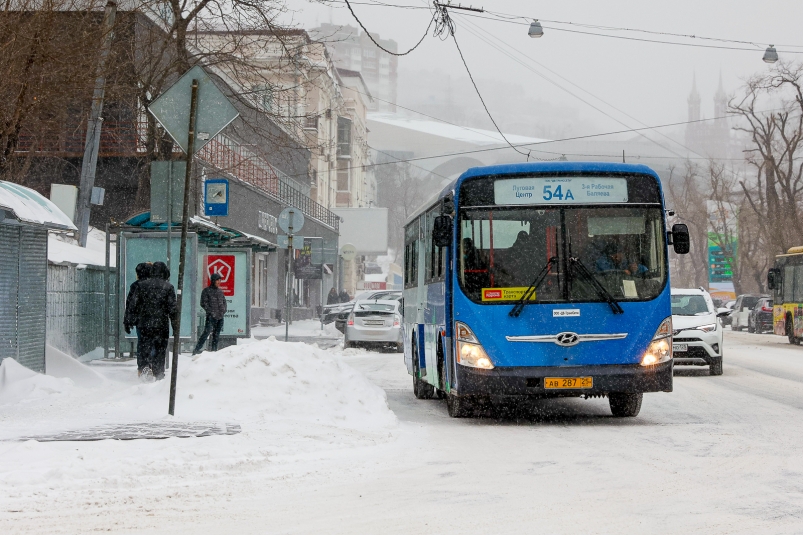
[786,316,800,345]
[447,393,474,418]
[609,393,643,417]
[412,339,434,400]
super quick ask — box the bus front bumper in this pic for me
[453,360,673,397]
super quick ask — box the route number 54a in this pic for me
[543,185,575,201]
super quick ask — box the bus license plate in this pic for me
[544,377,593,389]
[673,344,688,353]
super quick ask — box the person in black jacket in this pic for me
[129,261,177,381]
[326,287,339,305]
[339,289,350,303]
[124,262,152,372]
[193,272,227,355]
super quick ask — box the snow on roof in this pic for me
[367,113,549,147]
[48,227,115,268]
[0,181,76,230]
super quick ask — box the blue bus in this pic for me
[402,162,690,418]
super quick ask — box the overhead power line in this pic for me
[342,0,435,55]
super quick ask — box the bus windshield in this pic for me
[458,206,667,304]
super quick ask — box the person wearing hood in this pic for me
[339,289,350,303]
[326,287,339,305]
[129,261,176,381]
[124,262,153,372]
[193,272,227,355]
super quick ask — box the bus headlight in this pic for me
[641,317,672,366]
[455,322,494,369]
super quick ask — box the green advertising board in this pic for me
[121,233,198,339]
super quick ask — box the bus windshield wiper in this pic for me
[568,257,624,315]
[509,256,558,318]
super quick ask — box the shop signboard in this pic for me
[294,237,323,279]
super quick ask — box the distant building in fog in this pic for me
[311,23,398,113]
[685,73,731,159]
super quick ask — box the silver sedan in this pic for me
[344,299,403,352]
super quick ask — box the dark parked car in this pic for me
[730,294,766,331]
[748,297,774,333]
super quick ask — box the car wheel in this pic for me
[396,341,404,353]
[730,321,738,331]
[709,357,723,375]
[609,393,643,417]
[447,393,475,418]
[412,338,434,400]
[747,319,755,333]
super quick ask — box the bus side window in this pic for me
[784,266,795,304]
[795,264,803,302]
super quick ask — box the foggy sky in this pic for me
[289,1,803,140]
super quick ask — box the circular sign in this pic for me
[278,207,305,234]
[340,243,357,262]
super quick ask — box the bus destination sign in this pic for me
[494,177,629,205]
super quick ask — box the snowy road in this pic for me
[3,330,803,533]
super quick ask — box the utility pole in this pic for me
[169,79,199,417]
[76,1,117,247]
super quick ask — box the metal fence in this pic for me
[47,264,117,359]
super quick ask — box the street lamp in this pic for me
[763,45,779,64]
[528,20,544,38]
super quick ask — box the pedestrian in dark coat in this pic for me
[339,289,350,303]
[129,261,177,380]
[193,272,228,355]
[326,287,339,305]
[124,262,152,372]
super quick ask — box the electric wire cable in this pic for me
[342,0,436,55]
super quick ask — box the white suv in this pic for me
[670,288,730,376]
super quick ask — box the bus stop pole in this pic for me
[285,228,293,342]
[169,79,199,416]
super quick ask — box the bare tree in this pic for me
[374,156,427,261]
[666,161,709,288]
[731,61,803,256]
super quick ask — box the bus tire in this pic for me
[412,338,434,400]
[709,357,723,376]
[609,392,643,417]
[447,393,474,418]
[435,336,447,399]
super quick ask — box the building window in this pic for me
[337,117,352,158]
[337,160,350,192]
[252,84,273,112]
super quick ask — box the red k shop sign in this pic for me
[205,255,235,296]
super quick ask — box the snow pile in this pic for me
[48,227,115,267]
[45,345,108,388]
[132,338,395,429]
[0,358,75,405]
[0,180,75,229]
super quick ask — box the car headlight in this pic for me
[697,323,717,333]
[641,316,672,366]
[455,321,494,369]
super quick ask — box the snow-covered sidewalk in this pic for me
[0,339,395,503]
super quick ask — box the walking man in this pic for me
[131,261,176,381]
[124,262,152,373]
[193,272,227,355]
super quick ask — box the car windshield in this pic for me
[457,206,667,304]
[671,294,711,316]
[742,296,760,309]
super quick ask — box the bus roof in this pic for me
[405,161,661,226]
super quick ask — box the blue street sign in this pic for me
[204,178,229,216]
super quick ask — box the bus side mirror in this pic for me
[433,215,453,248]
[671,224,690,254]
[768,268,780,290]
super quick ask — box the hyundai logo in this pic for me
[555,332,580,347]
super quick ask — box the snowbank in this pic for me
[0,339,396,491]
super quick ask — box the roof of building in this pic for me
[367,113,549,147]
[0,181,76,230]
